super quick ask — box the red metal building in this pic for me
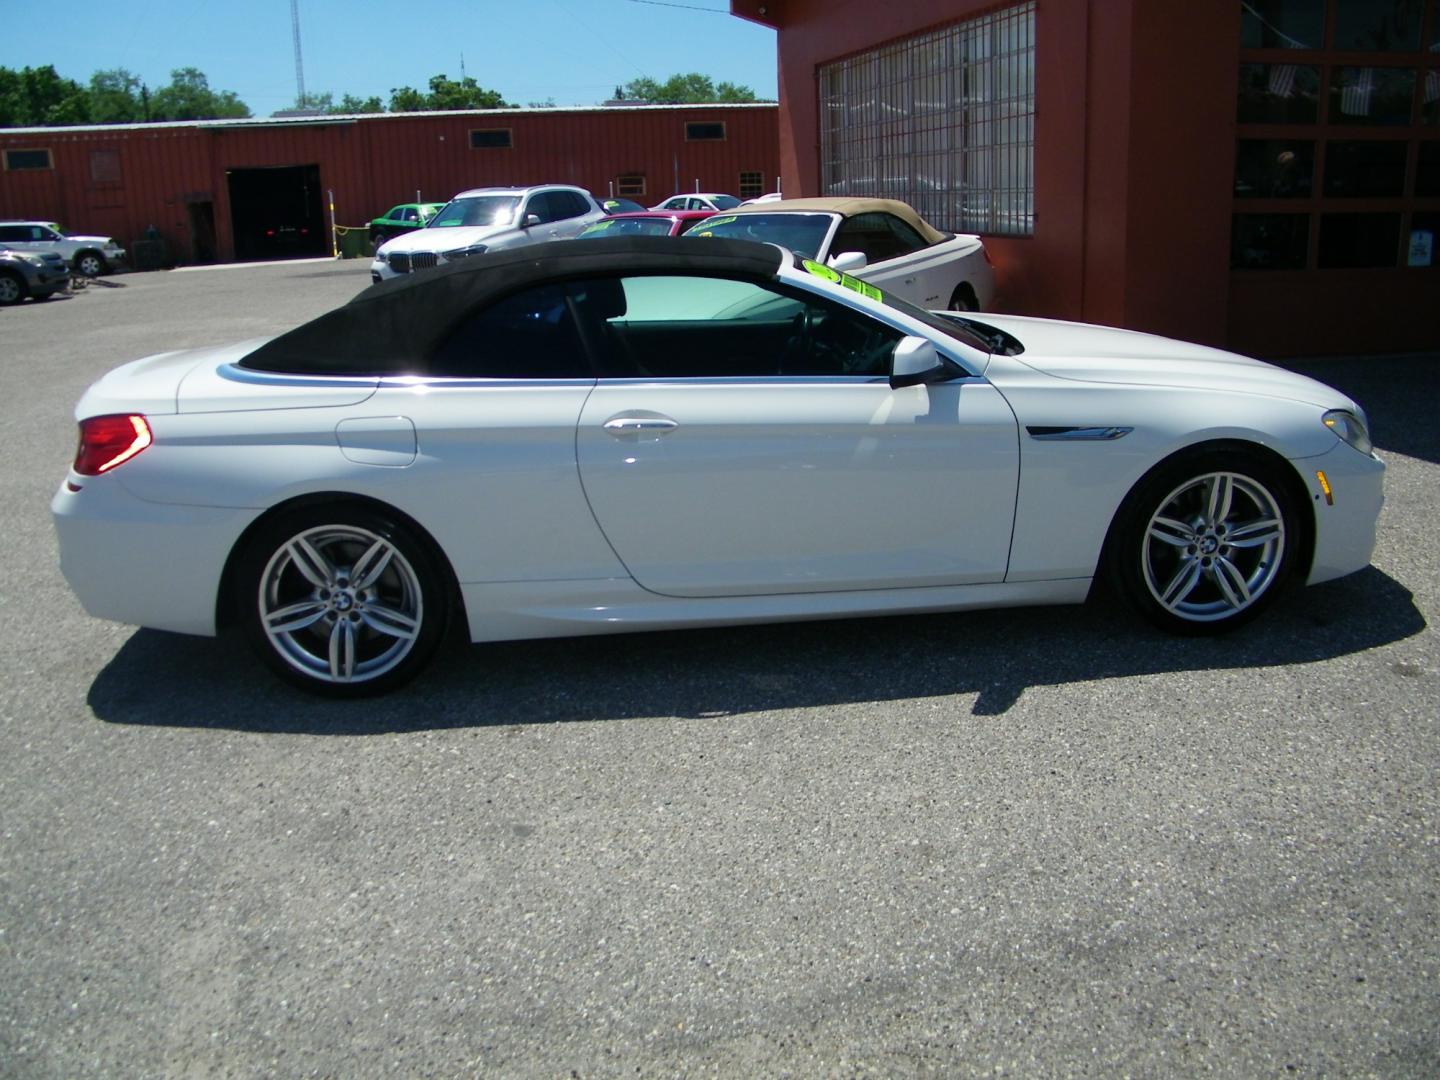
[732,0,1438,356]
[0,104,778,265]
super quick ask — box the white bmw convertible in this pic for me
[53,237,1384,695]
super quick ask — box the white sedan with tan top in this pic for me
[690,197,995,311]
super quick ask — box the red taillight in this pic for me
[74,414,152,475]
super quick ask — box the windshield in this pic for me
[430,196,520,229]
[709,195,741,210]
[691,213,835,259]
[579,218,675,238]
[793,253,1000,356]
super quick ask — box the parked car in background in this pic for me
[54,236,1383,696]
[368,203,444,247]
[0,221,126,277]
[691,198,995,311]
[0,247,71,304]
[651,193,742,212]
[371,185,606,282]
[740,192,784,205]
[578,210,714,238]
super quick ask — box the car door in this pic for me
[573,273,1020,598]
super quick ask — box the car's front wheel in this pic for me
[0,271,25,305]
[74,251,108,277]
[237,505,450,695]
[1109,450,1302,634]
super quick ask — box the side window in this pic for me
[553,191,589,220]
[576,274,902,379]
[429,282,592,379]
[524,192,553,224]
[38,226,60,241]
[0,226,24,242]
[832,213,907,263]
[398,207,419,223]
[882,214,930,255]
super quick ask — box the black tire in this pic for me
[1107,449,1303,635]
[0,270,25,305]
[236,504,450,696]
[948,284,978,312]
[74,251,108,277]
[371,231,387,249]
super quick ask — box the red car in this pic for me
[577,210,714,239]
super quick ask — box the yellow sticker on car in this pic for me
[704,216,738,228]
[802,258,882,301]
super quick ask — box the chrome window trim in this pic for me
[221,363,379,388]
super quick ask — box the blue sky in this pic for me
[1,0,778,115]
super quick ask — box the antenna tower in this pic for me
[291,0,307,108]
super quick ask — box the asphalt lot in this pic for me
[1,261,1436,1077]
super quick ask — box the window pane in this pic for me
[1332,0,1423,51]
[818,1,1035,236]
[1235,139,1315,197]
[3,148,52,170]
[1237,63,1321,122]
[430,283,590,378]
[1329,67,1416,124]
[1417,141,1440,194]
[1239,0,1325,49]
[1232,213,1310,268]
[1424,69,1440,124]
[1323,140,1408,195]
[1318,213,1401,266]
[1408,212,1438,265]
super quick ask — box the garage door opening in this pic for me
[226,164,327,262]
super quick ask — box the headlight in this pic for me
[449,244,488,259]
[1323,409,1373,455]
[373,250,388,263]
[20,254,46,267]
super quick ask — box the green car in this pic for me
[369,203,444,246]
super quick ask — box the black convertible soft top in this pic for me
[241,235,784,375]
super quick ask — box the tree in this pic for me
[388,74,511,112]
[0,65,91,126]
[89,69,146,123]
[330,93,384,114]
[617,73,766,104]
[148,68,249,121]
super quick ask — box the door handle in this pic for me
[603,415,679,441]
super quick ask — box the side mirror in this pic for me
[828,250,867,273]
[890,335,958,389]
[523,213,542,228]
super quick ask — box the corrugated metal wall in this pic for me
[0,105,778,263]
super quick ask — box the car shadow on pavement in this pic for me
[87,566,1424,733]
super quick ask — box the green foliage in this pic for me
[617,73,766,105]
[388,75,512,113]
[0,64,250,125]
[148,68,249,121]
[0,65,91,126]
[331,93,384,114]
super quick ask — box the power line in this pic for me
[622,0,731,13]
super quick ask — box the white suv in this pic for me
[371,185,606,283]
[0,221,127,277]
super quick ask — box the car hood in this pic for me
[66,233,118,245]
[75,340,377,418]
[380,224,513,253]
[973,313,1348,407]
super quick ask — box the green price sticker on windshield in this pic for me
[802,258,882,301]
[704,216,738,228]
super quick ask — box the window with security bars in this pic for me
[617,174,646,197]
[818,1,1035,237]
[739,171,764,199]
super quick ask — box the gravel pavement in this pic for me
[1,262,1436,1077]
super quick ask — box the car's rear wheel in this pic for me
[237,506,449,696]
[948,284,978,312]
[75,251,107,277]
[1109,450,1301,634]
[0,271,25,305]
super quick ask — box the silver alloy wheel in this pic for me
[257,524,424,684]
[1142,471,1286,622]
[77,253,104,277]
[0,274,21,304]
